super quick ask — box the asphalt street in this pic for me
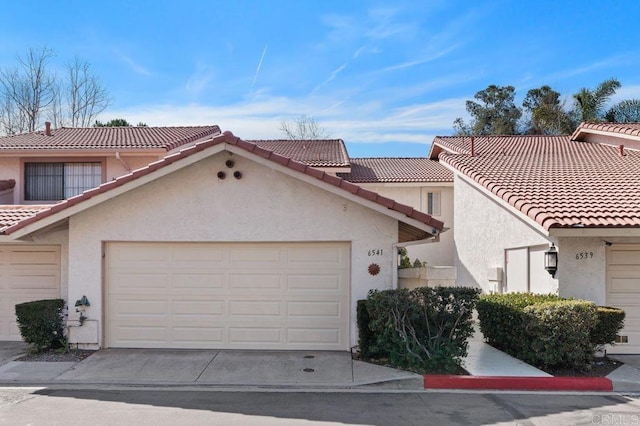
[0,387,639,425]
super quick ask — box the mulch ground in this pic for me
[17,349,94,362]
[542,357,622,377]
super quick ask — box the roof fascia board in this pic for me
[224,145,440,236]
[442,162,550,238]
[356,182,454,188]
[576,128,640,143]
[549,228,640,237]
[8,145,225,239]
[0,149,167,157]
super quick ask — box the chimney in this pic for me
[470,136,475,157]
[619,144,625,157]
[45,121,51,136]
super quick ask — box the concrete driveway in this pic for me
[0,346,423,389]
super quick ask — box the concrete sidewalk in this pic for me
[0,348,424,389]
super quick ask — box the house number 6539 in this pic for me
[368,249,383,256]
[575,252,593,260]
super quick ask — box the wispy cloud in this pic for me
[112,49,152,76]
[373,44,461,74]
[250,44,268,92]
[312,62,348,94]
[185,64,215,96]
[547,54,633,82]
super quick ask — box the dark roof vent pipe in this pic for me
[45,121,51,136]
[470,136,475,157]
[619,144,625,157]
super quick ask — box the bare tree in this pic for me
[0,47,111,135]
[64,57,110,127]
[279,114,331,139]
[0,47,56,134]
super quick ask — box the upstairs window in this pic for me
[24,162,102,201]
[427,191,441,216]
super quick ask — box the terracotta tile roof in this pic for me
[0,205,50,233]
[248,139,350,167]
[338,158,453,183]
[3,132,443,236]
[435,135,640,230]
[572,122,640,140]
[0,179,15,191]
[0,126,221,151]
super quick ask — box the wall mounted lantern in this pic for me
[544,243,558,278]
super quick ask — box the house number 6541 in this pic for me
[368,249,383,256]
[575,252,593,260]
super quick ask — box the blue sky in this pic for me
[1,1,639,157]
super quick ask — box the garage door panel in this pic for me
[229,327,282,344]
[172,273,225,289]
[607,246,640,353]
[229,273,282,289]
[229,300,282,316]
[287,301,341,317]
[106,242,350,350]
[230,247,282,263]
[0,245,61,341]
[288,274,342,290]
[288,328,340,344]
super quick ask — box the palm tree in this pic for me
[572,78,621,123]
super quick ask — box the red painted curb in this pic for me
[424,375,613,391]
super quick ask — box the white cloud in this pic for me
[112,48,153,76]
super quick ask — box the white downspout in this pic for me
[115,152,131,172]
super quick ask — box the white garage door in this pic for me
[105,242,350,350]
[607,245,640,354]
[0,245,61,340]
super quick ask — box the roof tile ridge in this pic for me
[164,125,222,151]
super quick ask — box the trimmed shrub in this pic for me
[476,293,561,355]
[361,286,480,373]
[591,306,625,349]
[15,299,66,352]
[357,299,379,359]
[524,300,598,369]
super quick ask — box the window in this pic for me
[427,191,441,216]
[25,162,102,201]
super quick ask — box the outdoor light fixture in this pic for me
[544,243,558,278]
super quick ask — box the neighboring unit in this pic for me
[431,123,640,353]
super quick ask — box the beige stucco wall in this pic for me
[66,151,400,348]
[0,158,20,204]
[0,154,163,204]
[453,175,554,292]
[556,237,606,304]
[361,183,454,266]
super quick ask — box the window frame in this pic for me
[21,157,105,204]
[426,191,441,216]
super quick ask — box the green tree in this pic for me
[605,99,640,123]
[572,78,621,123]
[94,118,147,127]
[453,85,522,135]
[522,85,575,134]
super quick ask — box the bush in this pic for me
[357,299,379,359]
[360,286,480,373]
[591,306,625,349]
[15,299,66,352]
[477,293,623,370]
[524,300,598,369]
[477,293,561,354]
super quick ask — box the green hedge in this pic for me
[591,306,625,349]
[358,286,480,373]
[476,293,561,355]
[15,299,66,352]
[524,300,597,368]
[477,293,625,370]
